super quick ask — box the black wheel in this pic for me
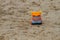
[32,23,42,25]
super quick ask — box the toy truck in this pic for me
[31,11,42,25]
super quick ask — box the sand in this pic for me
[0,0,60,40]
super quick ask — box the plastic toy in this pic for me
[31,11,42,25]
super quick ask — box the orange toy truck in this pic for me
[31,11,42,25]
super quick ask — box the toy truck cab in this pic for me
[31,12,42,25]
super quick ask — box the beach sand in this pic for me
[0,0,60,40]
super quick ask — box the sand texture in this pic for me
[0,0,60,40]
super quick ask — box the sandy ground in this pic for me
[0,0,60,40]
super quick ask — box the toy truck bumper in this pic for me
[31,20,42,25]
